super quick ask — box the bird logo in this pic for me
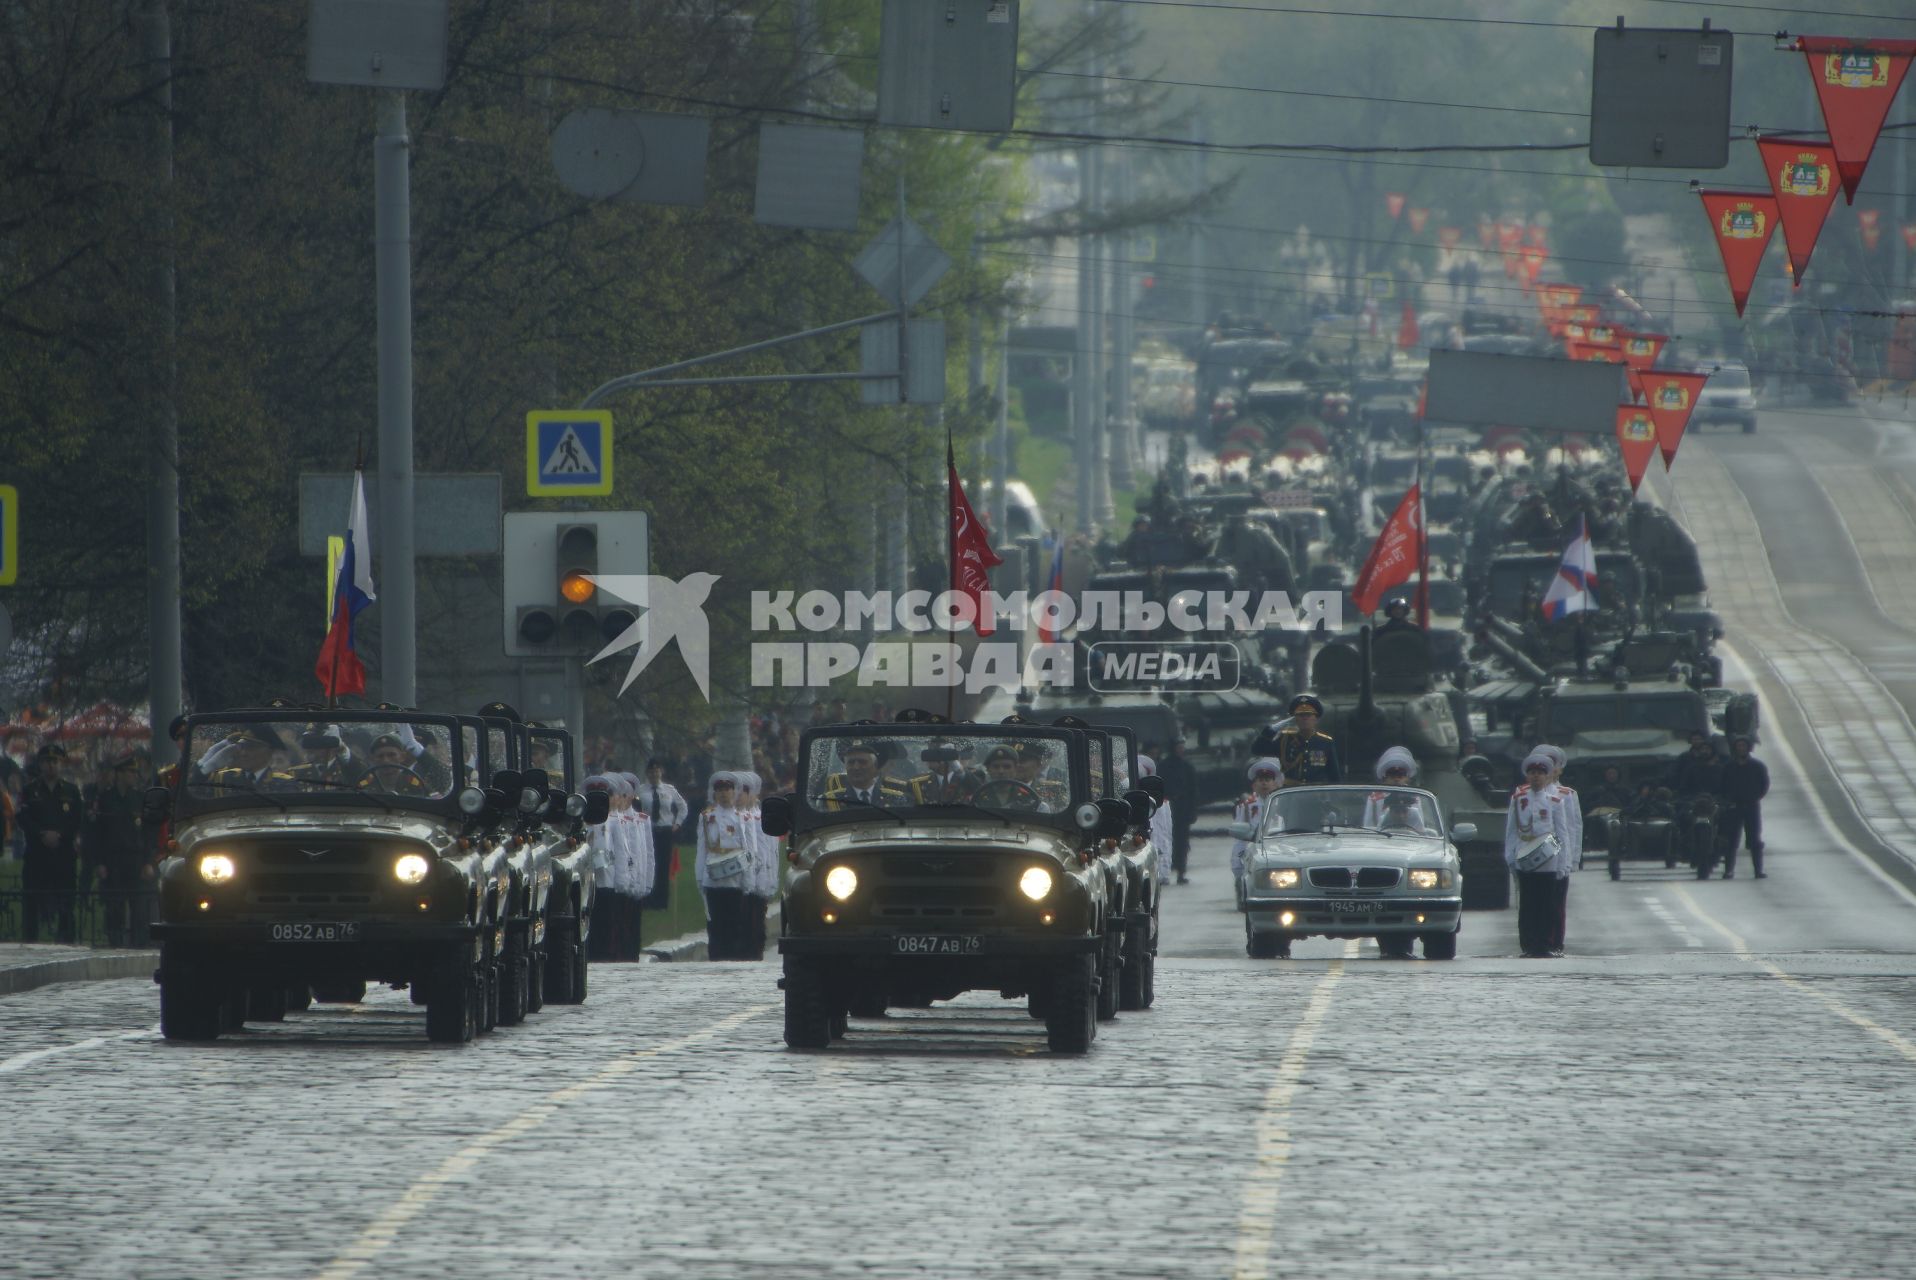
[584,572,721,700]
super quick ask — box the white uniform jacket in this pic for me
[640,781,689,833]
[1149,800,1174,880]
[1231,793,1266,879]
[619,808,656,899]
[1503,781,1583,879]
[696,806,751,890]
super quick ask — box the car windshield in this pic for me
[1711,365,1751,390]
[1259,785,1443,837]
[528,729,572,791]
[177,713,464,816]
[799,729,1079,819]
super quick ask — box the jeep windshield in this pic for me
[175,712,468,820]
[796,726,1083,828]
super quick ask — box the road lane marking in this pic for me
[1670,886,1916,1066]
[1230,940,1356,1280]
[0,1027,157,1075]
[313,1003,773,1280]
[1640,896,1704,948]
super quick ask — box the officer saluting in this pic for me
[1274,694,1341,786]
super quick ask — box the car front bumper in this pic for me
[1242,896,1463,935]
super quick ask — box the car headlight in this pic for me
[1019,867,1055,901]
[1266,868,1299,889]
[197,853,235,884]
[394,853,432,884]
[824,865,859,901]
[1407,869,1449,890]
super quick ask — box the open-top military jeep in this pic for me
[769,722,1129,1054]
[151,711,498,1043]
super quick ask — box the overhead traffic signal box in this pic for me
[503,512,648,657]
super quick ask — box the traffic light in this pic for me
[513,521,642,654]
[503,512,649,658]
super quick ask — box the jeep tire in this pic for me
[499,951,530,1026]
[1118,917,1150,1011]
[425,956,478,1044]
[1045,954,1097,1055]
[782,958,833,1050]
[159,956,223,1042]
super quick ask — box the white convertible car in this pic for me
[1233,784,1475,960]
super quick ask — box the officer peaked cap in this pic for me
[234,726,285,752]
[1288,694,1324,716]
[477,701,522,722]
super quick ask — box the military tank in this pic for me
[1308,626,1512,910]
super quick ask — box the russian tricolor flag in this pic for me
[1540,515,1597,622]
[1037,536,1066,643]
[315,470,377,697]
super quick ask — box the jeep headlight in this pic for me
[824,865,859,901]
[1265,868,1299,889]
[1019,867,1055,901]
[197,853,236,884]
[1407,869,1447,891]
[394,853,432,884]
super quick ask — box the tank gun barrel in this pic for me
[1476,625,1550,684]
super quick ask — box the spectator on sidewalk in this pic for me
[19,745,84,943]
[87,754,152,947]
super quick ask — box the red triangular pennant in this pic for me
[1758,136,1842,286]
[1438,226,1461,250]
[1626,367,1646,404]
[1641,371,1710,469]
[1698,188,1781,317]
[1407,207,1429,234]
[1620,332,1667,371]
[1905,224,1916,252]
[1615,405,1659,492]
[1797,38,1916,203]
[1397,300,1419,351]
[1386,192,1406,219]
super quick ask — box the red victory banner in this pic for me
[1407,207,1430,234]
[1698,188,1781,317]
[1522,246,1547,282]
[1585,323,1620,347]
[1797,38,1916,204]
[1615,406,1660,492]
[1352,484,1424,615]
[1386,192,1407,219]
[1438,226,1462,250]
[1642,370,1710,469]
[1542,284,1583,311]
[1570,341,1623,363]
[1759,136,1842,286]
[1620,332,1668,371]
[1566,304,1600,327]
[947,450,1004,636]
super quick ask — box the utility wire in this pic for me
[1092,0,1916,31]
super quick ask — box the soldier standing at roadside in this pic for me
[1716,736,1770,879]
[87,755,151,947]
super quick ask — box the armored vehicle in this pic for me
[770,722,1126,1054]
[1535,670,1715,794]
[151,711,500,1043]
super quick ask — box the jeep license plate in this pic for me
[1326,900,1383,914]
[893,935,982,956]
[270,922,360,942]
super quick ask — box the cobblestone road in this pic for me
[3,907,1914,1280]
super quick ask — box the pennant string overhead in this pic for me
[1795,37,1916,205]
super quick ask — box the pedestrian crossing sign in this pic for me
[0,484,16,586]
[526,410,614,497]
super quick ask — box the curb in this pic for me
[0,951,159,998]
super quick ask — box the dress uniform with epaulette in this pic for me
[696,772,753,959]
[1274,694,1341,786]
[1505,747,1582,958]
[822,740,911,810]
[908,741,984,804]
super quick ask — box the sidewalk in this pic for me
[0,944,159,997]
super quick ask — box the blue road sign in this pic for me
[526,411,614,497]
